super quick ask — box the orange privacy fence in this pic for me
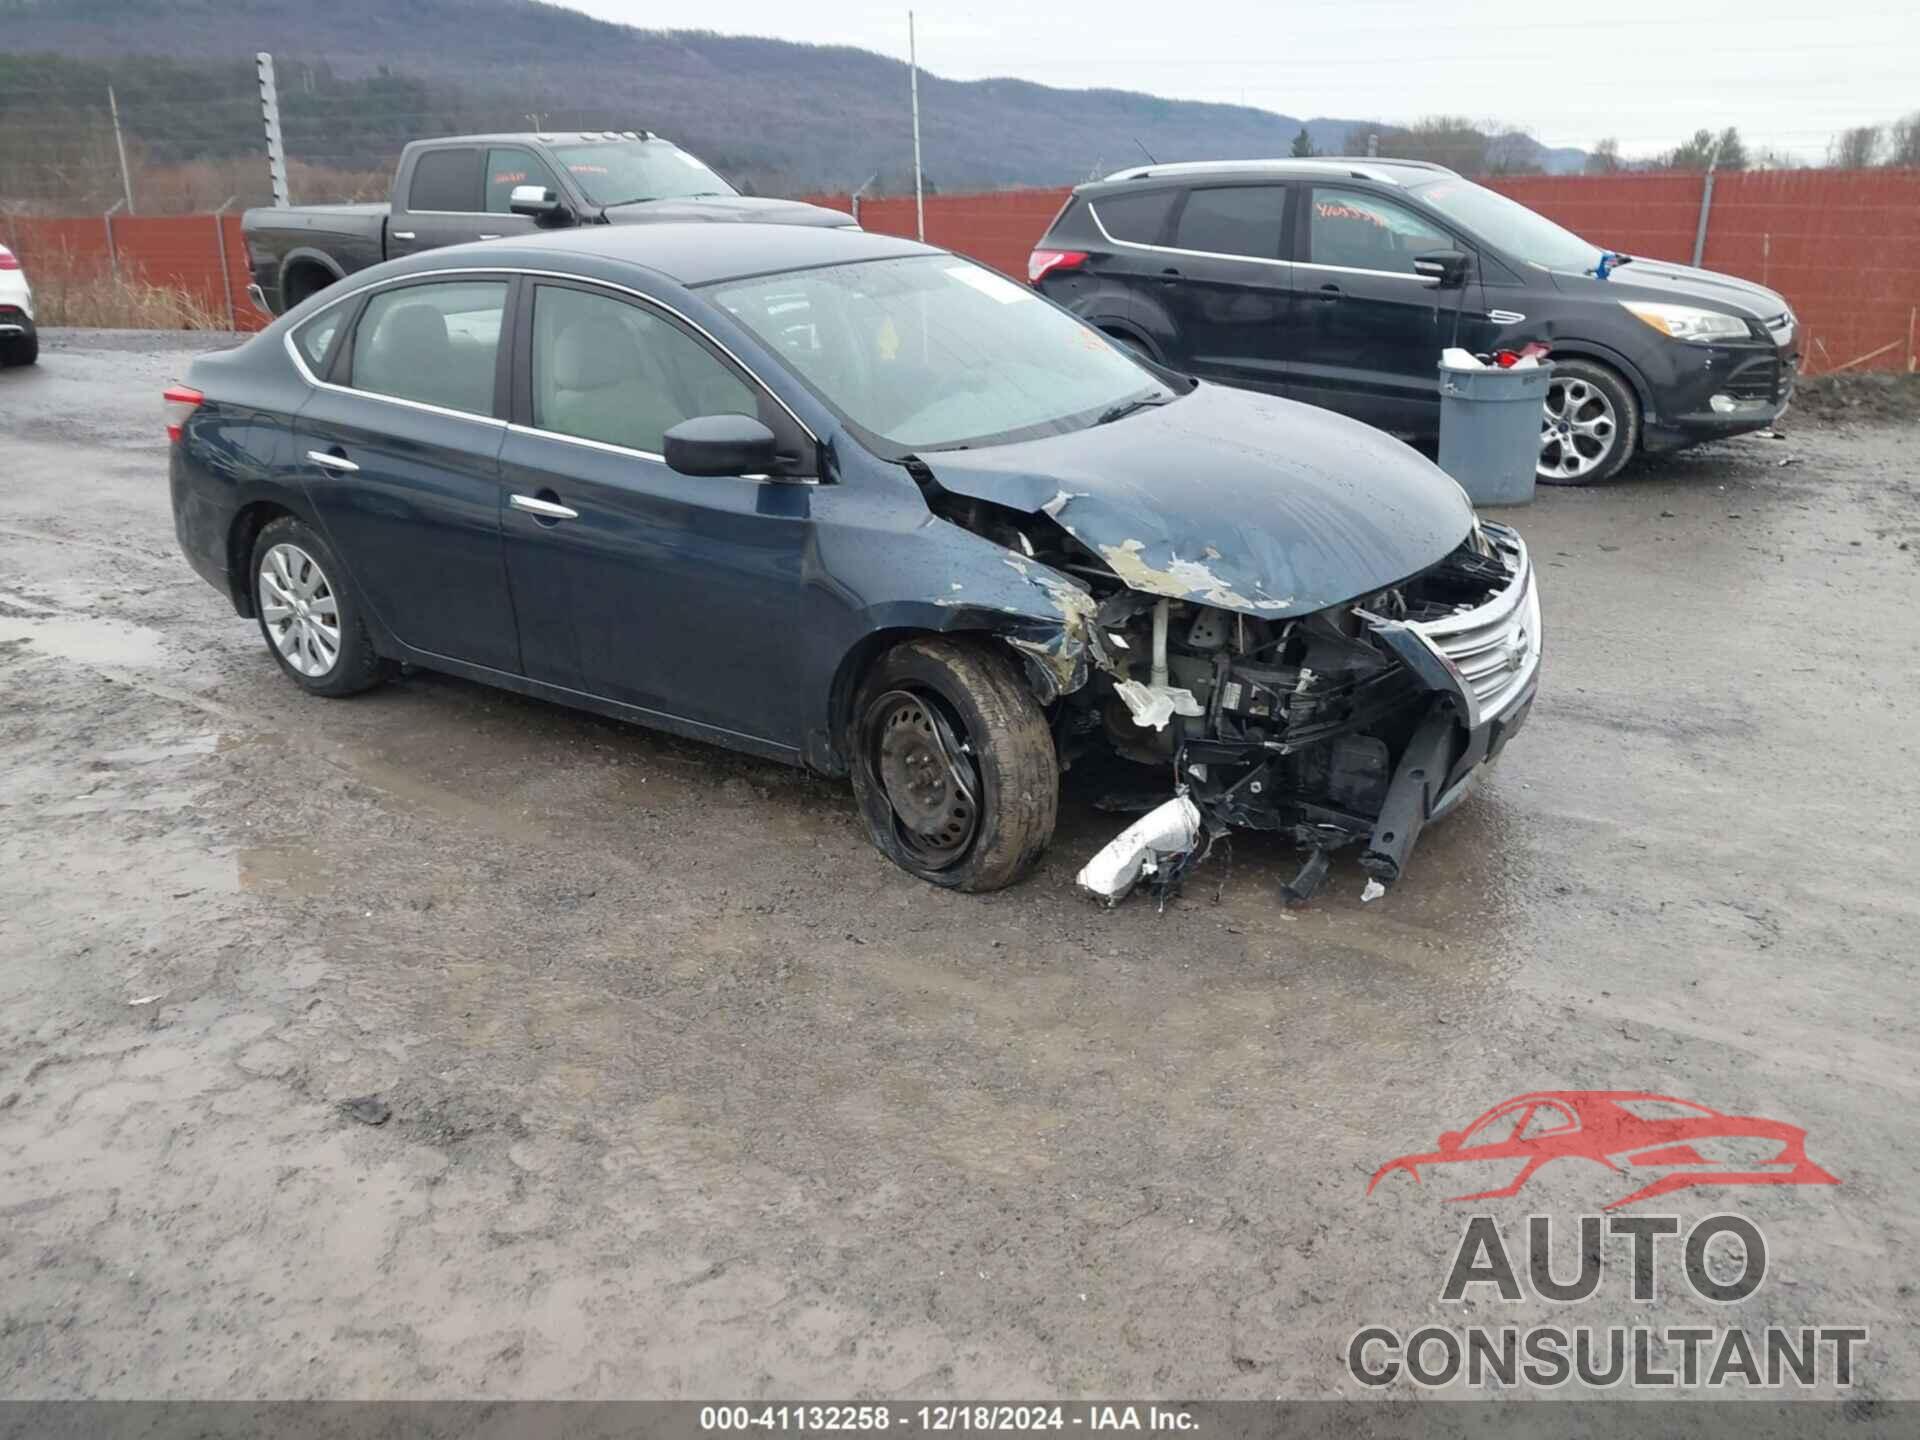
[3,211,269,331]
[9,170,1920,371]
[1484,170,1920,374]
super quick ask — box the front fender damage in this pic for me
[906,451,1538,911]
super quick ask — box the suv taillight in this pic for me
[163,386,204,443]
[0,246,20,270]
[1027,249,1087,285]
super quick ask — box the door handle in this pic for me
[477,233,502,241]
[1312,283,1343,301]
[1159,266,1182,277]
[306,449,359,473]
[510,493,578,521]
[390,230,416,241]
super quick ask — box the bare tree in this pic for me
[1887,112,1920,168]
[1828,125,1882,168]
[1585,138,1622,174]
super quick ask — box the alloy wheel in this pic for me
[258,542,341,677]
[1539,376,1618,481]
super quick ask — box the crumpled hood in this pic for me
[605,195,854,228]
[916,382,1475,619]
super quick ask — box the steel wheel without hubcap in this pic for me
[1539,375,1618,481]
[868,687,981,869]
[257,542,341,678]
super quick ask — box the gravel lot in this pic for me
[2,329,1916,1401]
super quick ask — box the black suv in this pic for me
[1030,159,1799,484]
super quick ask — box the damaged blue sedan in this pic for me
[167,223,1539,901]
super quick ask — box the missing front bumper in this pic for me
[1076,523,1541,907]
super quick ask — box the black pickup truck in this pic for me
[242,130,856,315]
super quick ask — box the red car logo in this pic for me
[1368,1091,1839,1210]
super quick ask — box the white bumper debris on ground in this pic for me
[1075,794,1204,907]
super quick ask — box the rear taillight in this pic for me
[0,246,20,270]
[163,386,204,443]
[1027,248,1087,285]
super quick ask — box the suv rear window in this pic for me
[407,148,480,212]
[1172,186,1287,260]
[1090,189,1176,245]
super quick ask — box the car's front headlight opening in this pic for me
[1620,300,1752,344]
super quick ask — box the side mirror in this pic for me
[1414,250,1473,289]
[509,185,570,224]
[664,414,779,477]
[1438,1130,1464,1153]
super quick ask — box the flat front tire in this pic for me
[250,516,385,697]
[850,638,1058,892]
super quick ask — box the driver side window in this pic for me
[1309,188,1454,276]
[530,284,757,456]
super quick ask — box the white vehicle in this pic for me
[0,244,37,367]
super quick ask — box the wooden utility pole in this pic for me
[108,84,136,215]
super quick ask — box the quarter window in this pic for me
[406,148,480,212]
[291,308,344,372]
[531,284,757,456]
[485,147,560,213]
[348,280,507,417]
[1091,189,1176,245]
[1308,188,1454,275]
[1172,186,1287,260]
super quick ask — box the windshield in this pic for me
[549,140,738,207]
[710,254,1175,452]
[1413,177,1602,273]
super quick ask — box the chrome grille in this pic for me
[1406,523,1540,728]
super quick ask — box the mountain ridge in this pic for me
[0,0,1586,194]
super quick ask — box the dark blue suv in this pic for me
[1030,158,1799,484]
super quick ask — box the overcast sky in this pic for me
[566,0,1914,161]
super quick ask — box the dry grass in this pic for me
[25,246,228,331]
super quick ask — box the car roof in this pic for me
[1087,157,1456,190]
[431,221,936,287]
[404,131,662,148]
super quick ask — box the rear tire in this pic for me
[2,333,35,367]
[849,638,1058,892]
[250,516,385,697]
[1538,357,1638,485]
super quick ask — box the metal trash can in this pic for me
[1436,360,1553,506]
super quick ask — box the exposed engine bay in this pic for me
[923,482,1542,905]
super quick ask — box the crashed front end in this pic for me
[1062,522,1540,904]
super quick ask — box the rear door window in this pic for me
[347,279,508,416]
[1172,186,1287,260]
[1090,189,1176,245]
[406,148,481,213]
[1308,188,1455,274]
[485,147,562,213]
